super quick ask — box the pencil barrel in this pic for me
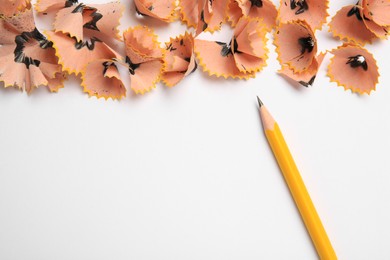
[265,123,337,260]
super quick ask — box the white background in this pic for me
[1,0,390,259]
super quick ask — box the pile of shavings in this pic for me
[0,0,388,98]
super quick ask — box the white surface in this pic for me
[1,1,390,259]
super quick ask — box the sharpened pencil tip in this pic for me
[257,96,263,107]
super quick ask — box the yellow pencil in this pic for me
[257,97,337,260]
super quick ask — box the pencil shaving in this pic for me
[197,0,230,34]
[361,0,390,27]
[327,43,379,95]
[35,0,65,13]
[0,0,31,17]
[161,32,197,87]
[194,17,268,79]
[178,0,198,28]
[274,20,317,73]
[0,9,65,93]
[278,0,329,31]
[81,59,126,100]
[329,5,376,45]
[45,30,120,76]
[87,2,124,40]
[227,0,277,31]
[134,0,176,22]
[279,52,325,88]
[123,26,164,94]
[362,16,389,39]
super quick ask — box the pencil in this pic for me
[257,97,337,260]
